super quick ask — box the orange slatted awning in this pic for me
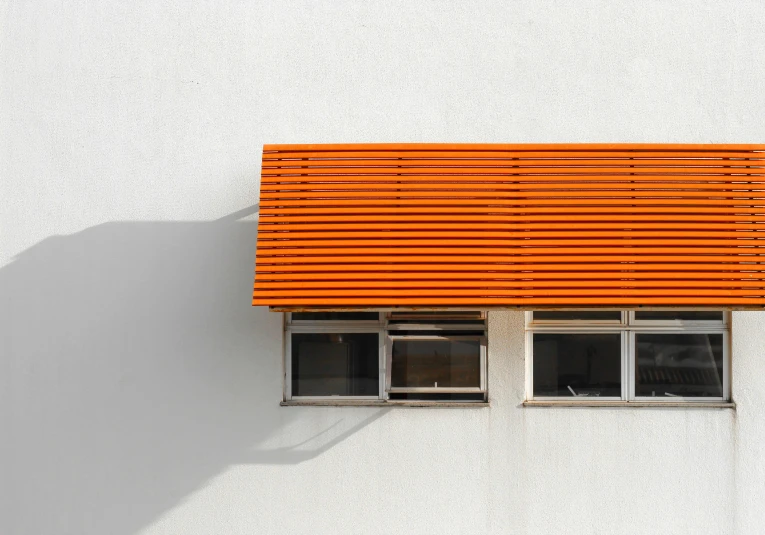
[253,143,765,310]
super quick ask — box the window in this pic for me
[285,312,487,403]
[526,311,729,402]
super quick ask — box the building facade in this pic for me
[3,2,765,534]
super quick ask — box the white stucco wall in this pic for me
[2,1,764,534]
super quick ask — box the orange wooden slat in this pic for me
[255,297,765,306]
[255,246,765,256]
[256,239,765,249]
[255,262,764,273]
[255,280,765,289]
[257,222,765,232]
[253,143,765,309]
[263,150,764,160]
[255,271,765,281]
[258,206,765,215]
[259,182,765,192]
[262,158,765,168]
[262,166,765,176]
[259,198,765,207]
[257,230,765,239]
[254,255,763,265]
[264,143,764,151]
[259,190,765,199]
[261,214,765,223]
[254,288,764,297]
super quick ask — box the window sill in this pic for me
[280,400,490,408]
[522,400,735,409]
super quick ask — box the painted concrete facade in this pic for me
[2,2,764,534]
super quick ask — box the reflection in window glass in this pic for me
[634,311,723,321]
[533,311,621,321]
[291,312,379,321]
[636,333,723,398]
[391,339,481,388]
[291,333,379,396]
[533,333,621,397]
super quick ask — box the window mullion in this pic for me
[383,333,392,397]
[626,329,635,401]
[723,330,731,401]
[285,326,293,400]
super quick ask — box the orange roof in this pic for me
[253,143,765,310]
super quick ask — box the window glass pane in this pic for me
[533,311,621,321]
[533,333,621,397]
[389,311,484,320]
[391,339,481,388]
[634,311,723,321]
[388,311,486,328]
[636,333,724,398]
[291,333,379,396]
[291,312,379,321]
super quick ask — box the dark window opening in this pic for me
[533,333,622,397]
[291,333,379,396]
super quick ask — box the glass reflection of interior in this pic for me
[291,333,379,396]
[634,311,723,321]
[636,333,723,398]
[533,333,621,397]
[391,339,481,388]
[533,311,621,321]
[291,312,379,321]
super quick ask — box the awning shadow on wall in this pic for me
[0,205,389,535]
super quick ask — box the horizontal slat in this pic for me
[261,214,765,223]
[259,198,765,207]
[260,177,765,187]
[264,143,765,151]
[260,182,765,191]
[255,255,764,265]
[254,297,765,306]
[254,143,765,309]
[255,263,764,272]
[262,166,765,176]
[263,158,765,168]
[263,150,765,160]
[259,206,765,215]
[254,288,763,297]
[255,280,765,289]
[257,230,765,239]
[255,246,765,256]
[257,222,765,232]
[256,271,765,281]
[256,239,765,248]
[260,190,765,199]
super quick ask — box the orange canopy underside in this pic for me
[253,143,765,310]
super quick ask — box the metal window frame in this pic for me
[628,310,728,328]
[629,329,730,403]
[528,310,626,326]
[525,309,731,403]
[525,329,626,401]
[283,311,488,402]
[384,334,488,395]
[284,314,385,401]
[286,311,384,326]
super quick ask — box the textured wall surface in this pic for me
[2,1,764,534]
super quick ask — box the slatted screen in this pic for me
[253,144,765,309]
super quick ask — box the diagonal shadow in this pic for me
[0,204,389,535]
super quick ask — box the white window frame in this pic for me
[385,334,487,395]
[284,311,488,402]
[285,312,385,401]
[525,310,730,403]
